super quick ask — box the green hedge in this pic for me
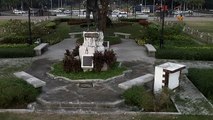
[0,44,35,58]
[0,77,40,108]
[188,68,213,101]
[104,36,121,45]
[0,35,29,44]
[156,47,213,61]
[120,18,147,22]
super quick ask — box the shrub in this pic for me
[120,18,146,23]
[54,18,71,24]
[0,44,35,58]
[72,45,79,56]
[0,35,29,44]
[156,47,213,61]
[123,86,154,111]
[67,19,87,25]
[164,23,184,36]
[104,50,117,68]
[63,50,82,73]
[104,36,121,45]
[113,22,133,27]
[42,22,70,44]
[2,20,29,36]
[80,23,94,28]
[138,19,149,27]
[45,21,56,29]
[164,34,198,47]
[135,38,146,45]
[142,23,160,45]
[123,86,173,112]
[93,51,105,72]
[0,77,40,108]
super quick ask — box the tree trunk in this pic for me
[100,0,109,32]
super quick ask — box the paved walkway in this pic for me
[4,37,212,114]
[35,38,77,60]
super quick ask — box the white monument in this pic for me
[79,31,105,71]
[154,62,186,93]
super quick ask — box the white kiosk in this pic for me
[154,62,186,93]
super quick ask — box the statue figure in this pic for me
[86,0,100,30]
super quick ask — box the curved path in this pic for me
[27,38,155,112]
[25,37,213,114]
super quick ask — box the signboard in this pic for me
[81,55,93,68]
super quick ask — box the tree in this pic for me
[99,0,110,32]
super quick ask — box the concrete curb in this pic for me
[36,97,125,109]
[46,69,132,83]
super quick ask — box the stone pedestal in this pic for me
[79,31,105,71]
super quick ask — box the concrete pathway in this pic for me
[111,38,155,63]
[10,37,212,114]
[171,75,213,115]
[35,38,77,60]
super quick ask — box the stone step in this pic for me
[14,71,46,88]
[35,97,125,111]
[118,74,154,90]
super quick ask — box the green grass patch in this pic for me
[185,21,213,36]
[105,22,142,38]
[0,20,8,26]
[104,36,121,45]
[187,68,213,103]
[50,62,126,80]
[0,44,35,58]
[69,22,142,39]
[0,77,40,108]
[42,22,70,44]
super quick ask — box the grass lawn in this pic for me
[0,20,8,26]
[50,62,126,80]
[42,22,70,45]
[0,113,212,120]
[70,22,142,39]
[185,21,213,36]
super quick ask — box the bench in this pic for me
[69,32,83,38]
[114,32,131,39]
[118,74,154,90]
[144,44,156,57]
[34,43,49,56]
[14,71,46,88]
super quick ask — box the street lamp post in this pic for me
[159,0,165,48]
[28,7,32,45]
